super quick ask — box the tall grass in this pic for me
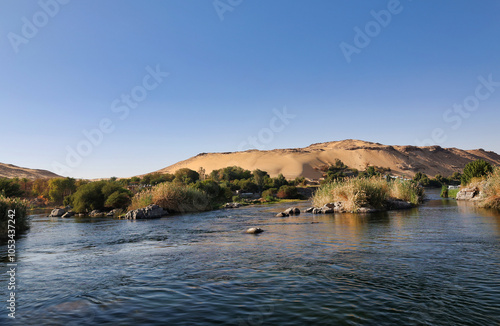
[0,195,29,244]
[481,167,500,210]
[312,177,423,212]
[128,182,209,213]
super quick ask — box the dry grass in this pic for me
[312,177,423,212]
[128,182,209,213]
[481,167,500,210]
[0,195,29,244]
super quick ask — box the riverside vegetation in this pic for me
[313,176,424,212]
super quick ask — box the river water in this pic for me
[1,190,499,325]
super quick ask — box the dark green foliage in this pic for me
[440,185,448,198]
[174,168,200,184]
[141,173,175,185]
[359,166,379,178]
[461,160,493,185]
[273,174,288,188]
[234,179,259,193]
[252,169,269,190]
[67,181,131,213]
[293,176,306,186]
[276,185,298,199]
[262,188,277,199]
[105,191,131,209]
[0,178,23,197]
[192,180,232,206]
[48,177,76,203]
[211,166,252,182]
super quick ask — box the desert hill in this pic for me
[0,163,61,179]
[155,139,500,180]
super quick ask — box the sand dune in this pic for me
[156,139,500,179]
[0,163,61,179]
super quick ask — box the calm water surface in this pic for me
[1,190,500,325]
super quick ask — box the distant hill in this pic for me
[0,163,61,179]
[154,139,500,179]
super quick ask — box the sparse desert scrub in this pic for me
[0,195,29,244]
[128,182,209,213]
[312,177,423,212]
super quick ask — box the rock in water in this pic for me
[49,208,66,217]
[276,212,289,217]
[284,207,300,215]
[245,227,264,234]
[125,204,168,219]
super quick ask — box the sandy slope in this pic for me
[0,163,61,179]
[155,139,500,179]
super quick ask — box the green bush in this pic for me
[0,178,23,198]
[276,185,298,199]
[0,195,29,244]
[174,168,200,184]
[461,160,493,185]
[440,185,448,198]
[67,181,131,213]
[313,177,423,212]
[262,188,277,199]
[129,182,209,213]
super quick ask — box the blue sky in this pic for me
[1,0,499,179]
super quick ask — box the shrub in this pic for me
[0,178,23,198]
[105,191,131,209]
[0,195,29,244]
[276,185,299,199]
[440,185,448,198]
[174,168,199,184]
[261,188,277,199]
[481,167,500,210]
[313,176,423,212]
[129,182,209,213]
[461,160,493,185]
[67,181,131,213]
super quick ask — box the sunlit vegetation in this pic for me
[313,176,424,212]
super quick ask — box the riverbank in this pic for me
[456,167,500,210]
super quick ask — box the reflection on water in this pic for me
[1,190,499,325]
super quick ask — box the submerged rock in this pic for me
[61,212,75,218]
[224,202,242,208]
[245,227,264,234]
[125,204,168,220]
[386,199,413,210]
[89,210,106,217]
[305,207,314,213]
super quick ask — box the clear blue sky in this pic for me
[1,0,499,179]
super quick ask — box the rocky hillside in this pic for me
[0,163,61,179]
[155,139,500,179]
